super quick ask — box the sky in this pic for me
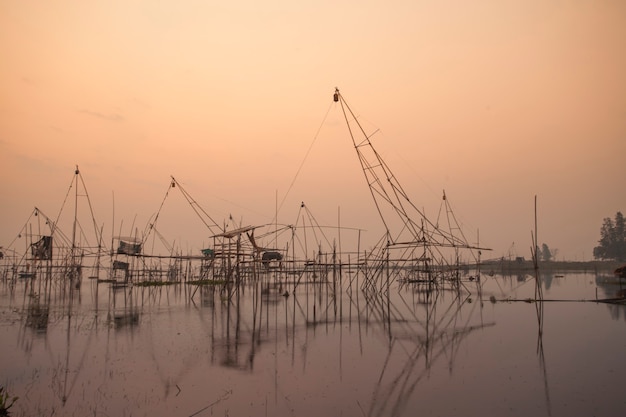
[1,0,625,261]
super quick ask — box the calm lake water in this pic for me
[1,270,625,417]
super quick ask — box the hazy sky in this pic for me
[1,0,625,261]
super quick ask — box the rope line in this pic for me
[271,100,335,224]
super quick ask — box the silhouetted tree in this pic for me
[593,211,626,261]
[540,243,552,261]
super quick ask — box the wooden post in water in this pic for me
[533,195,543,301]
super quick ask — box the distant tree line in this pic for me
[539,243,557,261]
[593,211,626,262]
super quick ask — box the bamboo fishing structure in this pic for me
[1,89,496,304]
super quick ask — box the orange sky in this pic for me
[1,0,625,261]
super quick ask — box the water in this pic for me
[1,271,625,417]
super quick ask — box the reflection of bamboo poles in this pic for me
[535,300,552,416]
[360,287,494,417]
[60,286,97,406]
[8,257,514,416]
[374,327,494,416]
[17,269,100,408]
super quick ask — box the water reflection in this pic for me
[1,269,625,416]
[594,274,626,320]
[534,272,552,417]
[366,289,495,417]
